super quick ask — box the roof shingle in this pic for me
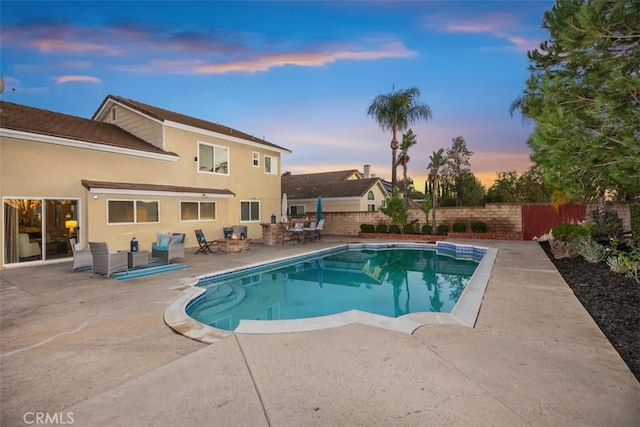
[97,95,291,153]
[0,101,177,157]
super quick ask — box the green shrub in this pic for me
[436,224,449,235]
[388,224,401,234]
[552,223,586,242]
[574,236,608,263]
[452,222,467,232]
[588,208,623,239]
[470,221,487,233]
[360,224,375,233]
[403,223,416,234]
[375,224,388,234]
[607,241,640,283]
[421,224,433,235]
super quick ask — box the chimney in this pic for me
[363,164,371,178]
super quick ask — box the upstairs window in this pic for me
[111,108,117,122]
[199,142,229,174]
[264,155,277,175]
[367,190,375,200]
[252,152,260,167]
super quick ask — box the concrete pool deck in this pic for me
[1,238,638,426]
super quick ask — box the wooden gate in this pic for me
[521,203,587,240]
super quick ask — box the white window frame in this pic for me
[264,155,278,175]
[107,199,160,224]
[180,201,216,221]
[198,142,229,175]
[252,152,260,168]
[240,200,260,222]
[367,203,376,212]
[290,205,305,216]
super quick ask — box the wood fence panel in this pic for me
[521,203,587,240]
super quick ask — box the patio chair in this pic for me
[291,222,305,244]
[303,220,318,243]
[89,242,128,278]
[315,219,325,241]
[194,229,216,254]
[152,233,186,263]
[70,238,93,271]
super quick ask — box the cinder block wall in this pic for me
[320,202,634,237]
[321,203,522,236]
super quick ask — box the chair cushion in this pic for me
[170,233,185,244]
[157,233,171,247]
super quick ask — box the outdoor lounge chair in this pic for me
[194,229,216,254]
[89,242,128,278]
[70,238,92,271]
[152,233,186,263]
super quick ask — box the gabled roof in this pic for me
[94,95,291,153]
[282,174,385,199]
[0,101,176,157]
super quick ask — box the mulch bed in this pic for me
[539,241,640,382]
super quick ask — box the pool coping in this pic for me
[164,242,498,343]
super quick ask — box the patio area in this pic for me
[1,237,638,426]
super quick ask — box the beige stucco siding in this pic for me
[1,128,283,266]
[358,184,387,211]
[162,126,282,227]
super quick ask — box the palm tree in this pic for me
[396,129,417,202]
[366,87,432,191]
[426,148,450,229]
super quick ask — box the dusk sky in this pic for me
[0,1,554,190]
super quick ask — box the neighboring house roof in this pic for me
[282,172,385,199]
[0,101,177,158]
[94,95,291,153]
[81,179,234,198]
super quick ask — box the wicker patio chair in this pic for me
[151,233,186,263]
[70,238,93,271]
[89,242,128,278]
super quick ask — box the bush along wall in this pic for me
[359,220,523,240]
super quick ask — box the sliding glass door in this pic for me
[3,198,79,265]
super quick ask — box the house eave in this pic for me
[165,120,292,154]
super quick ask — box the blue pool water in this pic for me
[187,244,484,331]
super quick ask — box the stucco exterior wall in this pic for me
[1,121,284,268]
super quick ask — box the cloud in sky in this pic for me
[54,75,102,84]
[193,42,415,74]
[424,11,543,52]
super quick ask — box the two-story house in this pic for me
[0,95,290,268]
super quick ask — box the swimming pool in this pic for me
[165,242,497,342]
